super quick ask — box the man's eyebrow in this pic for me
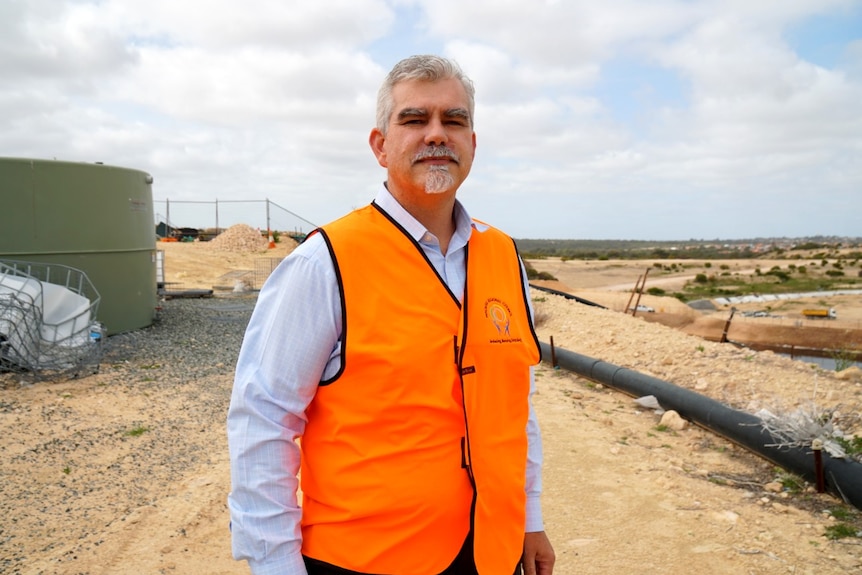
[395,107,472,122]
[445,108,471,121]
[396,107,427,120]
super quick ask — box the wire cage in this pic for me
[0,260,103,378]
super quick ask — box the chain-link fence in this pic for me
[154,198,317,240]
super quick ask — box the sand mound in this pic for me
[208,224,269,252]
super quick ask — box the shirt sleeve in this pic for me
[525,369,545,533]
[227,234,341,575]
[522,259,545,533]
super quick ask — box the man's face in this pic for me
[370,77,476,198]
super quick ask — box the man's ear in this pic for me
[369,128,387,168]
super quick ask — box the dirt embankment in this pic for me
[527,258,862,356]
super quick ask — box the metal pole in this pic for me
[266,199,276,248]
[813,439,825,493]
[625,275,641,314]
[632,267,650,316]
[720,308,736,343]
[215,198,219,233]
[166,198,171,237]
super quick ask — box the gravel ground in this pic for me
[0,295,256,575]
[2,291,862,574]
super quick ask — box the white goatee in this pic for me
[425,165,455,194]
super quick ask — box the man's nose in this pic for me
[424,117,448,146]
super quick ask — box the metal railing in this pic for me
[0,260,103,377]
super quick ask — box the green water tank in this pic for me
[0,157,157,334]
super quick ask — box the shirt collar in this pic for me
[373,185,487,246]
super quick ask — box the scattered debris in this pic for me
[756,403,858,460]
[635,395,664,414]
[0,261,102,376]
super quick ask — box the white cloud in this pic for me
[0,0,859,239]
[106,0,394,50]
[424,0,700,65]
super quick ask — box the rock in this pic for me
[660,410,688,431]
[712,510,739,524]
[764,482,783,493]
[836,366,862,381]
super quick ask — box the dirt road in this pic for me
[2,241,861,574]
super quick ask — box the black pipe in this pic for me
[540,341,862,510]
[529,284,606,308]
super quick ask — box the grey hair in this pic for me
[375,55,475,134]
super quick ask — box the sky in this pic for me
[1,0,861,240]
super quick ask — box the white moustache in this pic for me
[413,146,459,163]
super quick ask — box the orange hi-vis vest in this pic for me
[299,203,541,574]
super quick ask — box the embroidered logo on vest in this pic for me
[484,298,523,344]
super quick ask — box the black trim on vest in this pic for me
[315,202,466,386]
[300,227,323,245]
[510,237,543,363]
[303,555,377,575]
[316,228,348,386]
[370,201,462,309]
[458,250,479,558]
[458,242,478,494]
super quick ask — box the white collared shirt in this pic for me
[227,186,544,575]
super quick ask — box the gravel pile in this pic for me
[208,224,269,252]
[0,295,257,574]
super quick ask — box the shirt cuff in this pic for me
[249,548,307,575]
[525,494,544,533]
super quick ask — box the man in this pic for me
[228,54,555,575]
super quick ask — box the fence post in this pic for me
[266,198,271,233]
